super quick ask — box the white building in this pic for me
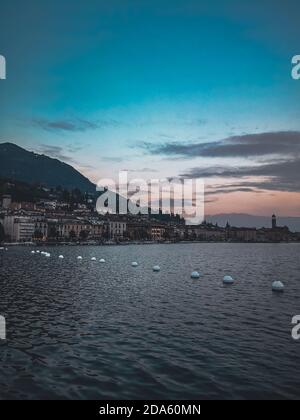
[3,216,35,242]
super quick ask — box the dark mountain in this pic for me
[0,142,96,193]
[0,177,51,203]
[206,213,300,232]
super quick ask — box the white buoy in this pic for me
[272,281,284,292]
[99,258,106,263]
[153,265,161,272]
[58,255,64,259]
[91,257,97,261]
[77,256,83,260]
[36,250,40,254]
[132,262,138,267]
[223,275,234,285]
[45,253,51,258]
[31,250,35,254]
[191,271,200,279]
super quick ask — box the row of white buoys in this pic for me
[28,250,285,292]
[32,254,106,262]
[190,272,233,282]
[76,256,106,262]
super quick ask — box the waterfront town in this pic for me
[0,192,299,245]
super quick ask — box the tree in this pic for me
[79,230,89,241]
[0,223,5,243]
[34,230,43,240]
[62,189,70,203]
[69,230,77,241]
[48,226,60,240]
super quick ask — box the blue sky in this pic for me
[0,0,300,215]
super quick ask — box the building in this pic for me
[2,215,35,242]
[2,195,12,209]
[109,221,127,240]
[51,220,91,240]
[10,202,36,211]
[227,227,257,242]
[126,221,150,241]
[149,224,166,241]
[34,219,48,240]
[45,219,106,241]
[172,225,186,240]
[186,223,226,241]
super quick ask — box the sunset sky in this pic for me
[0,0,299,216]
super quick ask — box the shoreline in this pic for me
[2,240,300,247]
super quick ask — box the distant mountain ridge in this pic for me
[206,213,300,232]
[0,142,96,193]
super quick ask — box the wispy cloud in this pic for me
[32,118,99,133]
[31,117,127,133]
[66,143,86,153]
[123,168,159,174]
[102,156,125,163]
[181,157,300,193]
[206,187,264,195]
[38,144,75,163]
[142,131,300,159]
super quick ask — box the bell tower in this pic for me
[272,214,277,230]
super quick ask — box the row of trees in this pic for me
[34,226,110,242]
[0,178,96,207]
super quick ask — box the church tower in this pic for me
[272,214,277,230]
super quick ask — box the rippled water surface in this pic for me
[0,243,300,399]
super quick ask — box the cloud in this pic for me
[102,156,125,163]
[123,168,159,173]
[38,144,75,163]
[66,143,86,153]
[32,118,99,133]
[181,157,300,193]
[142,131,300,159]
[31,117,127,133]
[206,187,264,195]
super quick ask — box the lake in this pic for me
[0,243,300,399]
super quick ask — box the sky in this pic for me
[0,0,300,216]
